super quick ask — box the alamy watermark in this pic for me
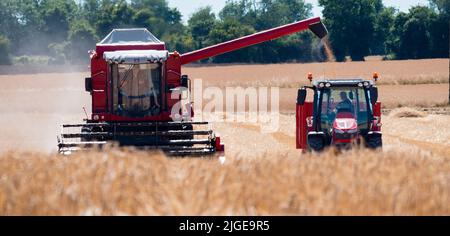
[171,78,280,133]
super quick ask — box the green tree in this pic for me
[133,8,155,27]
[319,0,383,61]
[66,20,98,64]
[0,1,22,47]
[257,0,312,29]
[130,0,183,37]
[372,7,396,55]
[163,30,195,53]
[430,0,450,16]
[188,7,217,49]
[96,0,132,37]
[132,8,171,38]
[48,42,68,65]
[0,35,11,65]
[211,0,314,63]
[394,6,437,59]
[428,0,449,58]
[40,0,77,43]
[0,0,43,54]
[219,0,258,26]
[389,12,408,58]
[83,0,101,23]
[208,19,257,63]
[429,13,449,58]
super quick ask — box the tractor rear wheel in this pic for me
[365,133,382,149]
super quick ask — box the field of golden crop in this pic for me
[0,59,449,215]
[184,59,449,110]
[1,148,449,216]
[184,59,449,88]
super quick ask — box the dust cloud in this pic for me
[0,71,91,153]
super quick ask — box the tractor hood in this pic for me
[103,50,169,63]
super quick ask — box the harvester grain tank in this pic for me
[58,17,328,155]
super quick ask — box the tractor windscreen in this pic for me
[319,87,370,133]
[111,63,162,117]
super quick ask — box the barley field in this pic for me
[1,148,449,216]
[184,59,448,87]
[184,58,449,110]
[0,59,449,215]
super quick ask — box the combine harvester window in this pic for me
[111,63,162,117]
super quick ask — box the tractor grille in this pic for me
[334,132,357,140]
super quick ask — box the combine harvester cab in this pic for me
[58,17,328,156]
[296,73,383,151]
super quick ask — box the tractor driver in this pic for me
[335,91,354,113]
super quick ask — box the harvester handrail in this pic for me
[180,17,323,65]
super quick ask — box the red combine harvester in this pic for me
[58,17,328,155]
[296,73,383,151]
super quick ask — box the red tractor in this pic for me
[296,74,382,151]
[58,17,328,155]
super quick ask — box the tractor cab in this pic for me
[296,77,382,151]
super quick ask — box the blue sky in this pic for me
[167,0,430,23]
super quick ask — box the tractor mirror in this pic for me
[349,92,354,100]
[85,77,92,92]
[309,21,328,39]
[297,88,307,105]
[370,86,378,104]
[181,75,189,88]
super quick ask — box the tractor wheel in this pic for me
[308,136,325,152]
[365,134,382,149]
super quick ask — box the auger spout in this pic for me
[180,17,328,65]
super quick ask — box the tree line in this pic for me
[0,0,448,65]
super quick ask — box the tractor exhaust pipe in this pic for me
[308,21,328,39]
